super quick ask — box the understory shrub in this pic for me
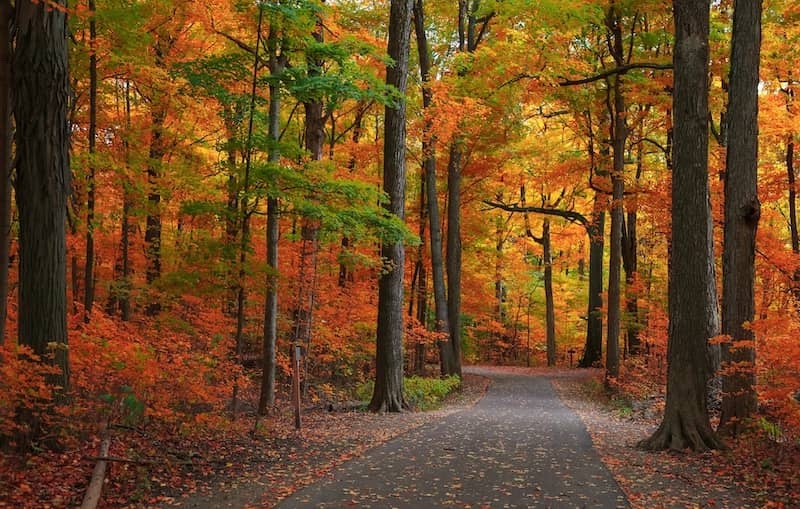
[355,375,461,410]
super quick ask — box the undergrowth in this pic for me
[355,375,462,410]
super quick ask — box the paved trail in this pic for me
[277,367,629,508]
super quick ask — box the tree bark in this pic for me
[788,139,798,254]
[369,0,413,413]
[13,0,72,394]
[639,0,724,451]
[233,5,264,418]
[259,27,283,414]
[83,0,98,323]
[604,5,628,382]
[0,0,12,346]
[445,142,463,377]
[579,198,605,367]
[144,102,165,315]
[413,0,450,373]
[120,81,133,321]
[719,0,761,436]
[542,219,556,367]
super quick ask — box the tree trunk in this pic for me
[412,162,428,375]
[233,5,264,418]
[719,0,761,436]
[13,0,72,394]
[369,0,413,413]
[83,0,97,323]
[604,6,628,382]
[223,111,240,318]
[413,0,450,373]
[579,196,605,368]
[120,81,133,321]
[639,0,724,451]
[788,139,798,255]
[622,134,643,356]
[542,219,556,367]
[259,25,284,416]
[445,142,463,377]
[0,0,12,346]
[144,103,165,315]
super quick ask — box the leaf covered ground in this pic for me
[545,367,800,509]
[3,368,797,508]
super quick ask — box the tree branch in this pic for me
[498,62,673,91]
[483,200,589,229]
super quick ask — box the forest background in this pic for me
[1,0,799,506]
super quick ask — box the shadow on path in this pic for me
[278,366,629,508]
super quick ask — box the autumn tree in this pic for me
[719,0,762,435]
[12,0,72,393]
[369,0,413,413]
[639,0,724,451]
[0,0,10,345]
[441,0,494,377]
[83,0,98,322]
[413,0,449,371]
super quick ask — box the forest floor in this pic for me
[2,366,796,508]
[172,366,794,509]
[547,366,799,509]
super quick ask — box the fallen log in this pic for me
[80,436,111,509]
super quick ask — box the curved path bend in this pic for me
[278,367,629,508]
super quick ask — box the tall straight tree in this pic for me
[259,22,286,416]
[639,0,724,451]
[719,0,762,435]
[0,0,11,346]
[12,0,71,392]
[413,0,450,372]
[83,0,98,322]
[369,0,413,413]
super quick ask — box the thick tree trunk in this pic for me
[13,0,72,394]
[639,0,724,451]
[0,0,11,346]
[83,0,97,323]
[369,0,413,413]
[579,197,605,368]
[719,0,761,436]
[542,219,556,367]
[445,143,463,377]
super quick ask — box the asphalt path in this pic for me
[277,367,629,508]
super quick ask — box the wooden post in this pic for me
[292,343,302,430]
